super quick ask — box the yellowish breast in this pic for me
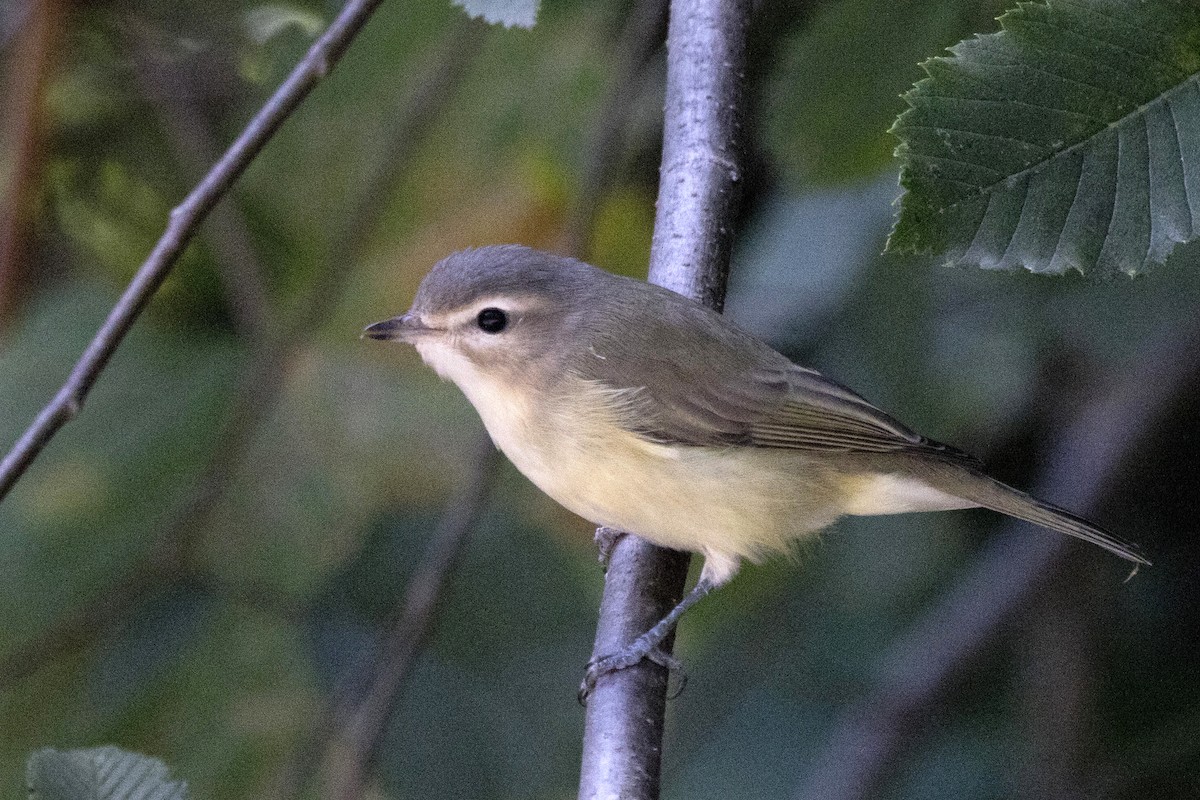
[416,339,849,585]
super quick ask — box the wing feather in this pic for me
[578,348,978,465]
[568,284,979,467]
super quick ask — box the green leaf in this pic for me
[451,0,538,29]
[27,747,188,800]
[888,0,1200,275]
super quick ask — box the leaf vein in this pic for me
[1019,16,1180,79]
[1141,112,1155,271]
[956,55,1127,104]
[929,71,1200,219]
[998,175,1029,266]
[1047,151,1084,272]
[1053,0,1190,71]
[902,122,1046,150]
[965,190,1001,259]
[908,152,1005,180]
[1169,89,1197,234]
[1097,124,1123,273]
[915,93,1096,120]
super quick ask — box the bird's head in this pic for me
[364,245,609,387]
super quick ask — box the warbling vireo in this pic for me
[366,245,1148,689]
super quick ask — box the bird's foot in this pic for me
[578,639,685,704]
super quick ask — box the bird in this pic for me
[365,244,1148,691]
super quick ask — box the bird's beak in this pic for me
[362,312,435,342]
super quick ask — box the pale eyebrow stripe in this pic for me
[444,295,544,327]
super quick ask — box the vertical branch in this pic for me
[643,0,747,309]
[577,2,751,799]
[0,0,64,329]
[300,12,658,795]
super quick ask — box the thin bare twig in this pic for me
[0,20,295,689]
[0,12,482,693]
[271,437,496,800]
[326,443,501,800]
[171,15,487,556]
[149,15,487,571]
[298,15,486,334]
[0,0,389,502]
[578,1,752,799]
[793,314,1200,800]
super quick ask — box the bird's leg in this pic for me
[580,575,716,701]
[594,526,626,570]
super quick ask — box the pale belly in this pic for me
[479,395,851,585]
[415,340,969,586]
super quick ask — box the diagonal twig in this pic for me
[0,12,483,693]
[326,442,502,800]
[148,14,488,574]
[297,15,486,334]
[0,0,391,502]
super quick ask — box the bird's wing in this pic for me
[749,366,979,464]
[567,285,978,465]
[580,346,979,466]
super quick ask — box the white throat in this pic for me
[413,338,539,455]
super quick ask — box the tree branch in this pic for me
[793,314,1199,800]
[0,0,390,503]
[0,0,63,330]
[578,2,751,798]
[325,442,501,800]
[298,16,486,333]
[0,13,480,693]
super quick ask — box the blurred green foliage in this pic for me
[763,0,1008,185]
[1,0,1198,799]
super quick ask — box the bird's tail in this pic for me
[945,470,1149,566]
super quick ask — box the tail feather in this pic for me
[955,473,1149,566]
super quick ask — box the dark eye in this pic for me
[476,307,508,333]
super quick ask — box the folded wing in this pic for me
[579,337,979,466]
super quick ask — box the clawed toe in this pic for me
[577,645,687,705]
[577,577,717,704]
[644,646,682,672]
